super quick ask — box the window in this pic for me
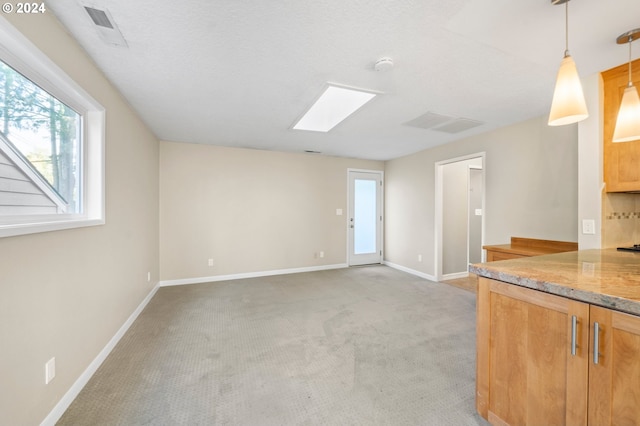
[0,18,104,238]
[0,61,82,213]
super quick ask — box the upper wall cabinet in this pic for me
[603,58,640,192]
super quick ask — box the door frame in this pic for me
[347,168,384,266]
[434,153,485,281]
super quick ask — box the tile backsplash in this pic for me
[602,192,640,248]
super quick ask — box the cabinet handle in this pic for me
[593,322,600,365]
[571,315,577,356]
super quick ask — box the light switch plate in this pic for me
[45,357,55,384]
[336,209,343,216]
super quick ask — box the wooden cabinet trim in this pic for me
[612,309,640,335]
[489,279,570,313]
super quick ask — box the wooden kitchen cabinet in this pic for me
[477,277,640,425]
[603,58,640,192]
[476,277,589,425]
[588,306,640,425]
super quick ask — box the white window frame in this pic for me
[0,16,105,238]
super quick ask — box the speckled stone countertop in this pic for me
[469,249,640,316]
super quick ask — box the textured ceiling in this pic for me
[47,0,640,160]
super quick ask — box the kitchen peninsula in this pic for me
[470,249,640,425]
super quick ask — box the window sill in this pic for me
[0,217,105,238]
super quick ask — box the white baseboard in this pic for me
[441,271,469,281]
[40,282,160,426]
[159,263,349,287]
[383,261,437,282]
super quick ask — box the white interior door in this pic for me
[348,170,383,266]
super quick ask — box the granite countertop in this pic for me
[469,248,640,316]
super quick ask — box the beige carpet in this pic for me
[58,265,489,425]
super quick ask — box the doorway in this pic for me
[434,154,485,281]
[468,166,483,265]
[348,169,383,266]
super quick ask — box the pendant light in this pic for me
[548,0,589,126]
[612,29,640,143]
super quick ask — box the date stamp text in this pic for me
[3,3,47,14]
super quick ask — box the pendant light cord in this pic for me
[564,1,569,56]
[628,38,633,87]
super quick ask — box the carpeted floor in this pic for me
[58,265,490,425]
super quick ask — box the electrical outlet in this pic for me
[319,251,324,258]
[418,254,422,262]
[45,357,55,384]
[582,219,596,235]
[208,258,214,267]
[147,272,151,282]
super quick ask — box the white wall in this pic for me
[159,142,383,282]
[0,13,159,425]
[577,73,603,249]
[385,115,578,278]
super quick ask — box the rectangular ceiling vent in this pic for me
[84,6,113,29]
[404,112,484,134]
[403,112,454,130]
[83,5,128,48]
[431,118,484,134]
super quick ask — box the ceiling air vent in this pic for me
[403,112,455,130]
[431,118,484,134]
[84,7,113,29]
[82,5,128,47]
[404,111,484,134]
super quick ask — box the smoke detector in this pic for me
[374,57,394,72]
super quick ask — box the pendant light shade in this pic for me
[548,54,589,126]
[548,0,588,126]
[612,29,640,143]
[613,85,640,142]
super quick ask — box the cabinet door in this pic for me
[603,58,640,192]
[588,306,640,425]
[477,278,589,425]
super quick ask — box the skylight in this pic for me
[293,85,377,132]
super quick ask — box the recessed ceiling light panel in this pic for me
[292,84,377,132]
